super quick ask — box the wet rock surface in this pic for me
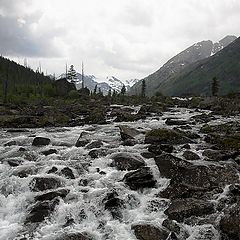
[164,198,215,222]
[132,224,169,240]
[123,167,157,190]
[0,104,240,239]
[32,137,50,146]
[111,152,145,170]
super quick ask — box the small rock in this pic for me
[32,137,50,146]
[183,150,200,160]
[4,140,17,147]
[182,144,191,149]
[141,152,155,159]
[148,144,174,155]
[48,166,58,174]
[7,158,24,167]
[19,147,27,152]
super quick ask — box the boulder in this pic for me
[220,202,240,240]
[162,219,189,239]
[7,158,24,167]
[159,179,222,200]
[202,149,238,161]
[88,149,107,159]
[132,224,169,240]
[85,140,103,149]
[32,137,50,146]
[29,176,62,192]
[113,111,140,122]
[111,153,146,171]
[118,125,141,141]
[155,153,239,189]
[154,154,192,179]
[48,166,58,174]
[164,198,214,222]
[41,149,57,156]
[123,167,156,190]
[75,132,90,147]
[12,166,37,178]
[103,191,125,220]
[165,118,188,126]
[141,152,155,159]
[145,128,193,145]
[148,144,174,155]
[190,113,215,123]
[60,167,75,179]
[188,225,220,240]
[35,188,70,201]
[54,232,93,240]
[4,140,17,147]
[183,151,200,160]
[25,198,59,223]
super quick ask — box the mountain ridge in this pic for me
[129,35,237,96]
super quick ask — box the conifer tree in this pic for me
[121,85,126,95]
[141,79,146,98]
[93,84,98,95]
[67,65,78,83]
[211,76,219,96]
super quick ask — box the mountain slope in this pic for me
[129,35,237,96]
[0,56,54,101]
[159,37,240,96]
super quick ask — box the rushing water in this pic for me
[0,106,238,240]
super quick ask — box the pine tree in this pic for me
[211,77,219,96]
[108,88,112,97]
[93,84,98,95]
[141,79,146,98]
[121,85,126,95]
[67,65,78,83]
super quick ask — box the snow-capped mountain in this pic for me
[57,73,139,95]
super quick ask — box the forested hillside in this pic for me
[0,56,56,103]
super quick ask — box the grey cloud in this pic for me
[119,1,153,27]
[0,15,62,57]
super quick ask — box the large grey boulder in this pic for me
[32,137,50,146]
[111,153,145,171]
[164,198,214,222]
[123,167,156,190]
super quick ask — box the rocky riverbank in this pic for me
[0,100,240,239]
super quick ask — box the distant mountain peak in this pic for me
[57,73,139,95]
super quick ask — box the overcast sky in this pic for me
[0,0,239,80]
